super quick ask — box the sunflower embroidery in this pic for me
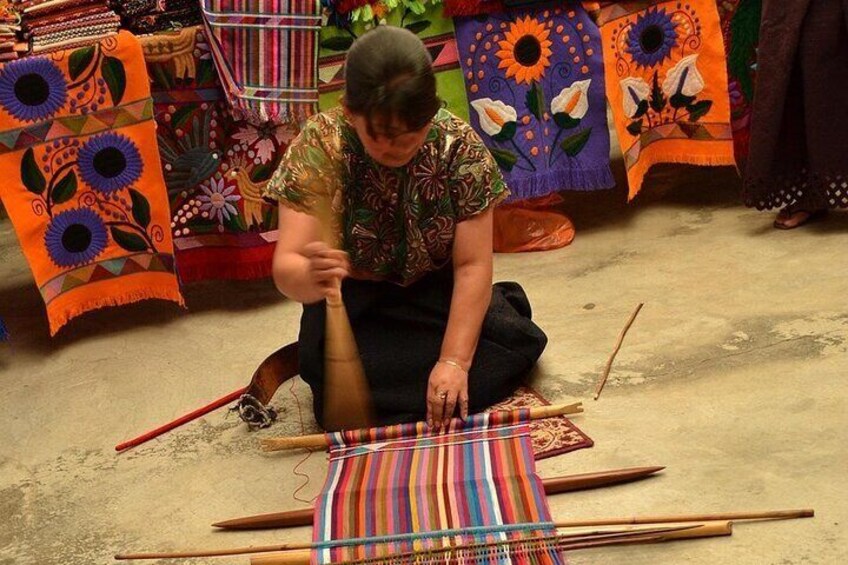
[0,57,68,123]
[77,132,144,194]
[626,7,679,68]
[496,16,553,85]
[44,207,108,268]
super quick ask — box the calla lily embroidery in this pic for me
[549,80,594,165]
[663,54,705,98]
[620,77,650,119]
[470,98,518,140]
[470,98,535,172]
[552,79,591,124]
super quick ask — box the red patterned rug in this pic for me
[488,386,593,460]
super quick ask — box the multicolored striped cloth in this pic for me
[312,409,564,564]
[199,0,322,125]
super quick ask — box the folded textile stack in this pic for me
[118,0,202,35]
[0,1,20,62]
[14,0,120,54]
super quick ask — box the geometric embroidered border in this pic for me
[318,32,459,94]
[39,252,176,305]
[624,122,734,170]
[0,98,154,155]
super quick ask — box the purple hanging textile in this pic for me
[454,4,613,201]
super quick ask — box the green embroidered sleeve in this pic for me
[448,120,510,221]
[263,113,343,216]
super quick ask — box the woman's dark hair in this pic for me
[344,26,442,136]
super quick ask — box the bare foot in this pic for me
[773,207,826,230]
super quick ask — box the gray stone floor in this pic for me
[1,166,846,564]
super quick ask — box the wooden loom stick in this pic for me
[212,466,664,530]
[260,402,584,452]
[115,523,710,561]
[248,522,732,565]
[594,302,644,400]
[554,508,815,528]
[115,387,248,452]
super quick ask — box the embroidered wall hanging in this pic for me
[598,0,735,199]
[0,31,184,335]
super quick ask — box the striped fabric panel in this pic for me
[199,0,321,125]
[312,409,564,564]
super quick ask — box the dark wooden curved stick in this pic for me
[211,466,664,530]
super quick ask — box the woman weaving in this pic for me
[265,27,547,429]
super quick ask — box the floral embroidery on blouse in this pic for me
[264,107,508,285]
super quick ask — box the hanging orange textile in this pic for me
[599,1,736,199]
[0,32,183,335]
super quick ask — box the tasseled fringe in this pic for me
[505,164,615,202]
[46,287,186,336]
[230,100,316,128]
[626,147,737,201]
[445,0,560,17]
[444,0,507,17]
[0,317,9,342]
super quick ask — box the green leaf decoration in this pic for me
[670,92,696,109]
[626,119,644,136]
[686,100,713,122]
[250,162,275,183]
[560,128,592,157]
[634,100,649,119]
[196,59,217,86]
[101,56,127,105]
[321,35,355,52]
[649,71,666,113]
[404,20,431,34]
[110,227,148,252]
[554,112,580,129]
[493,121,517,142]
[728,0,762,101]
[526,82,545,121]
[21,148,46,195]
[51,171,77,204]
[69,47,95,81]
[223,210,248,233]
[170,105,195,131]
[489,147,518,172]
[129,188,151,228]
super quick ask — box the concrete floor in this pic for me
[1,165,846,565]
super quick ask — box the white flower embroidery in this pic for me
[470,98,518,137]
[198,177,241,224]
[620,77,651,119]
[662,54,705,97]
[551,79,591,119]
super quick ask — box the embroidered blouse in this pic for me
[264,107,508,286]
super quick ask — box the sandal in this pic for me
[773,207,827,230]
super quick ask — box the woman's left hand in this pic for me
[426,361,469,429]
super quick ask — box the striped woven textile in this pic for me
[312,409,564,564]
[199,0,321,125]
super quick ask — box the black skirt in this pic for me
[298,268,548,426]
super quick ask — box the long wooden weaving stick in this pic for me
[260,402,583,451]
[115,522,724,560]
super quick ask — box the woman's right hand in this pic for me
[303,241,350,299]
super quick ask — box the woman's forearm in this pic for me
[440,262,492,370]
[272,252,326,304]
